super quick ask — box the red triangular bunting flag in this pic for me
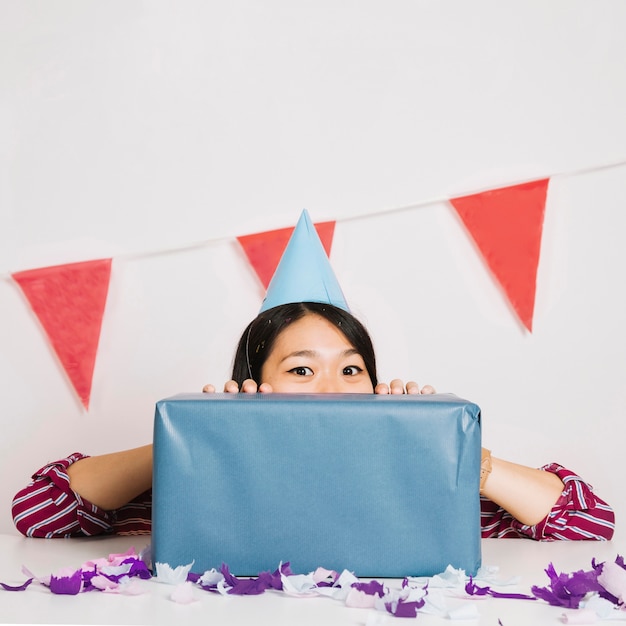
[237,220,336,288]
[12,259,113,410]
[449,179,549,332]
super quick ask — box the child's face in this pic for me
[259,313,374,394]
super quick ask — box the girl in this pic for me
[12,302,615,541]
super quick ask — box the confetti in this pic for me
[4,546,626,622]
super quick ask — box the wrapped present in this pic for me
[153,393,481,577]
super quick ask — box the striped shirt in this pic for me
[12,453,151,538]
[480,463,615,540]
[12,455,614,541]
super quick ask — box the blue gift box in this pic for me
[152,393,482,577]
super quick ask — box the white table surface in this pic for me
[1,533,624,625]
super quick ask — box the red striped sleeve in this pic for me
[12,453,151,538]
[480,463,615,541]
[108,493,152,535]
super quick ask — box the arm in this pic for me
[66,445,153,511]
[481,461,615,540]
[480,451,565,527]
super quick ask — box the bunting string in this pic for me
[339,154,626,226]
[2,155,625,280]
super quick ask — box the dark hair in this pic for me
[231,302,378,389]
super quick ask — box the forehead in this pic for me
[272,313,354,350]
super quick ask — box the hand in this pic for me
[202,380,274,393]
[203,379,436,395]
[374,380,436,395]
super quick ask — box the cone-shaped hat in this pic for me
[259,210,349,313]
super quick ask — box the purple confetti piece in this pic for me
[120,557,152,580]
[265,562,291,592]
[1,578,33,592]
[465,578,490,596]
[80,556,152,593]
[214,562,292,596]
[466,577,535,601]
[50,570,82,595]
[385,597,424,618]
[80,567,101,593]
[219,564,273,596]
[488,590,536,600]
[351,580,385,597]
[531,563,602,609]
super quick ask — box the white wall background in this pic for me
[1,1,625,538]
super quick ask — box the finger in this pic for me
[202,384,216,393]
[241,379,259,393]
[420,384,436,395]
[389,379,405,394]
[405,381,421,394]
[223,380,240,393]
[374,383,390,395]
[258,382,274,393]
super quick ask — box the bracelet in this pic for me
[479,448,492,493]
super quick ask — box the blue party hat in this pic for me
[259,210,349,313]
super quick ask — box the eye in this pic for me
[343,366,363,376]
[289,366,313,376]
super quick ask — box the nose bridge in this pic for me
[316,368,343,393]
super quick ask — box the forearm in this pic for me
[66,445,153,511]
[480,454,565,527]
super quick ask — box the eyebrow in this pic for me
[279,348,361,364]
